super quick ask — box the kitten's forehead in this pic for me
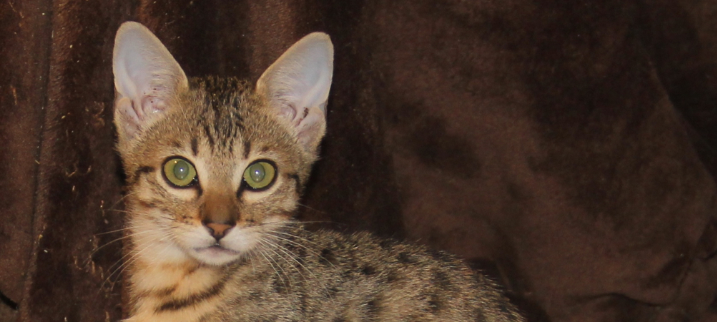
[120,75,311,190]
[158,77,300,163]
[189,84,251,155]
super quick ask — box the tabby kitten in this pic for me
[113,21,523,322]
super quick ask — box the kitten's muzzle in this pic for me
[203,220,235,241]
[200,191,239,241]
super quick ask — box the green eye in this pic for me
[243,161,276,190]
[163,158,198,187]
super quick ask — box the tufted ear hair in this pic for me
[112,21,188,143]
[256,32,334,154]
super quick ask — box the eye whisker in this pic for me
[295,203,328,215]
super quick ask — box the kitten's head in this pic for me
[112,22,333,266]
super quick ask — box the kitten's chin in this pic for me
[189,245,243,266]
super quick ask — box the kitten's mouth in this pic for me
[194,245,240,256]
[189,244,243,266]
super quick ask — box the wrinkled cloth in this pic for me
[0,1,715,321]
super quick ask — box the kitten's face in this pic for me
[124,80,310,266]
[112,22,333,266]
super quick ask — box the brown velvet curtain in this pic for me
[1,1,716,321]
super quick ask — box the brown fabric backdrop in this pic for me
[1,0,716,321]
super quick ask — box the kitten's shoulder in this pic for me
[287,226,524,321]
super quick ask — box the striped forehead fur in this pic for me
[121,76,312,188]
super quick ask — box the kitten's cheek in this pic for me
[264,213,294,223]
[221,229,260,254]
[174,228,214,251]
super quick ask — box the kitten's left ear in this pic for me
[257,32,334,154]
[112,21,189,143]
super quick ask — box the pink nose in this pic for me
[204,222,234,240]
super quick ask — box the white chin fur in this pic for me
[188,246,243,266]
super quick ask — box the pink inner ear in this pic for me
[115,93,169,140]
[279,103,298,123]
[115,97,141,138]
[140,95,167,117]
[295,107,325,151]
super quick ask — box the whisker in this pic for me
[113,241,174,291]
[263,232,324,260]
[105,192,137,214]
[264,239,309,282]
[93,226,135,236]
[107,209,133,214]
[100,251,136,291]
[247,248,257,274]
[105,239,166,290]
[256,239,292,279]
[101,234,170,290]
[254,241,289,288]
[263,234,337,303]
[85,229,160,267]
[269,230,323,249]
[85,235,133,267]
[259,220,334,226]
[259,237,307,284]
[296,203,327,215]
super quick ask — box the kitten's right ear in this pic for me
[112,21,188,141]
[257,32,333,155]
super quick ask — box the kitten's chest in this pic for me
[128,261,243,321]
[128,253,310,322]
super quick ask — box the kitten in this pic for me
[112,21,524,322]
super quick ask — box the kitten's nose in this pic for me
[203,220,235,241]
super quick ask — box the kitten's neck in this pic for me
[125,224,275,322]
[127,248,232,322]
[124,217,304,321]
[126,213,225,321]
